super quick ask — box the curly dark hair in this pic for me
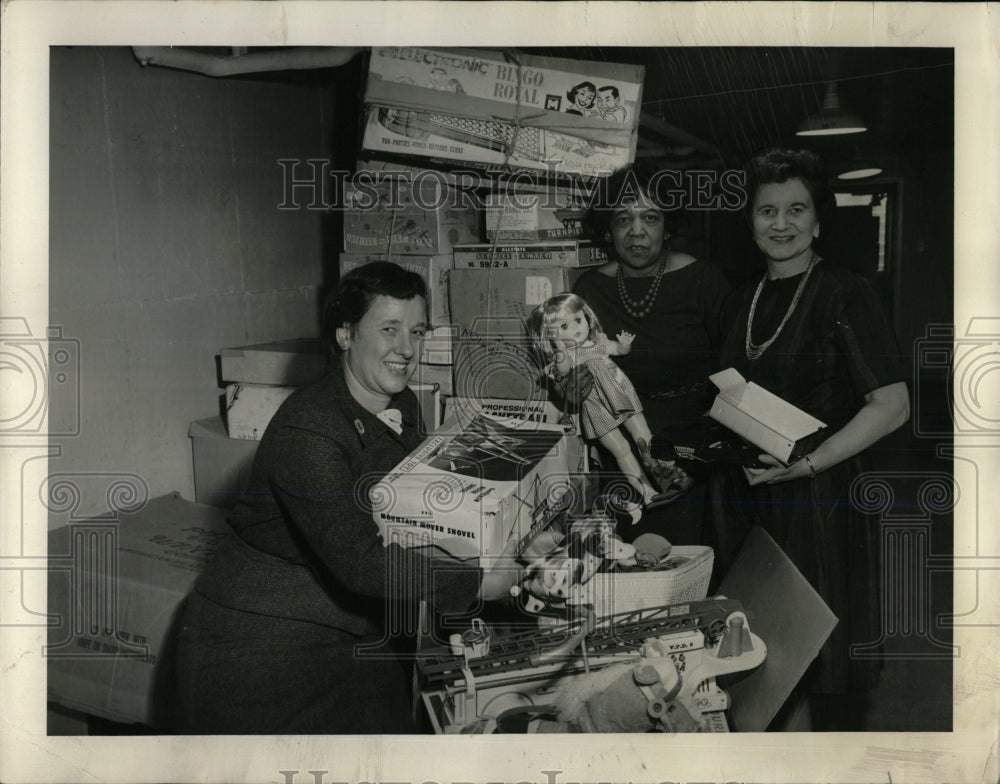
[742,148,836,232]
[324,261,427,352]
[585,161,688,247]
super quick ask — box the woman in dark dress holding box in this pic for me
[174,262,529,734]
[573,163,731,545]
[707,149,910,730]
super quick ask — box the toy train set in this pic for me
[417,597,766,733]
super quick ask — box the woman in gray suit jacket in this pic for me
[175,262,528,734]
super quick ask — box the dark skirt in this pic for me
[174,591,417,734]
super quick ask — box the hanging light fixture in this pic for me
[836,145,883,179]
[837,160,883,180]
[796,80,866,136]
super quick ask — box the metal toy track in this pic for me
[418,597,742,690]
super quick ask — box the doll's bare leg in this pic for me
[621,411,653,447]
[597,427,658,503]
[622,412,681,492]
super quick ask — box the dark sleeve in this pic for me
[833,275,909,397]
[269,426,481,614]
[697,261,732,351]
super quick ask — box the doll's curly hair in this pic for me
[525,293,605,364]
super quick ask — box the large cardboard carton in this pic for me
[373,413,577,563]
[448,267,586,329]
[452,241,607,269]
[361,47,643,178]
[367,47,644,129]
[484,191,589,241]
[450,320,541,401]
[342,180,479,256]
[225,382,297,441]
[47,493,230,728]
[361,107,635,180]
[447,269,585,401]
[708,368,827,465]
[219,338,330,386]
[339,253,453,324]
[188,416,260,507]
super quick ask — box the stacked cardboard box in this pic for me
[343,50,646,556]
[188,416,259,507]
[360,46,644,180]
[187,339,329,508]
[483,190,590,242]
[349,47,642,439]
[219,338,330,441]
[452,240,607,270]
[342,178,479,259]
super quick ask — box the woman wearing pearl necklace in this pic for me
[572,163,731,546]
[707,149,910,731]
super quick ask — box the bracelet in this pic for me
[803,454,817,480]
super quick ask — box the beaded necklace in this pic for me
[616,255,667,320]
[745,254,818,361]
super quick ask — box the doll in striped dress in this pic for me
[527,292,659,508]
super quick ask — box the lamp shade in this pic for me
[837,163,883,180]
[836,145,883,179]
[796,81,866,137]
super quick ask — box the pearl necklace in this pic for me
[616,255,667,320]
[745,255,818,361]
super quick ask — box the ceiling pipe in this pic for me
[638,112,723,163]
[131,46,363,77]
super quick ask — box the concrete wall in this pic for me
[49,47,332,518]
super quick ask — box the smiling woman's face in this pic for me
[574,85,595,108]
[751,177,820,267]
[338,294,427,411]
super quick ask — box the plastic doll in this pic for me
[527,292,660,508]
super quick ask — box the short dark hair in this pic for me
[743,149,836,232]
[586,161,686,244]
[598,85,620,99]
[324,261,427,351]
